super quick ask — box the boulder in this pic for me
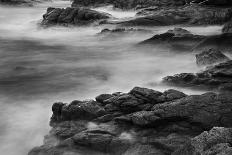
[41,7,111,26]
[196,48,230,66]
[173,127,232,155]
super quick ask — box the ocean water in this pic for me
[0,1,223,155]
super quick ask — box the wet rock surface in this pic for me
[163,60,232,91]
[29,86,232,155]
[41,7,111,26]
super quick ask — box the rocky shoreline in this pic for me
[29,86,232,155]
[26,0,232,155]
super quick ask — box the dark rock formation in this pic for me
[139,28,205,51]
[139,28,232,52]
[122,5,232,26]
[41,7,111,26]
[173,127,232,155]
[28,86,232,155]
[71,0,188,10]
[223,20,232,33]
[196,48,230,66]
[163,60,232,91]
[194,33,232,52]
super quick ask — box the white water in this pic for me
[0,1,222,155]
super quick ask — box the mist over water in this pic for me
[0,1,223,155]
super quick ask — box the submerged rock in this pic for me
[41,7,111,26]
[196,48,230,66]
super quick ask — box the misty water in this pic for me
[0,1,224,155]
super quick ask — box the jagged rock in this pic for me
[173,127,232,155]
[196,48,230,66]
[42,7,111,26]
[163,60,232,91]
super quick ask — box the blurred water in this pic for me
[0,1,222,155]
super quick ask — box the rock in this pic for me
[122,5,232,26]
[95,94,114,105]
[194,33,232,52]
[163,60,232,91]
[162,89,187,101]
[130,111,159,126]
[151,93,232,129]
[173,127,232,155]
[29,86,232,155]
[41,7,111,26]
[50,100,106,123]
[223,20,232,33]
[139,28,205,51]
[196,48,230,66]
[124,144,165,155]
[129,87,164,104]
[71,0,188,10]
[139,28,232,52]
